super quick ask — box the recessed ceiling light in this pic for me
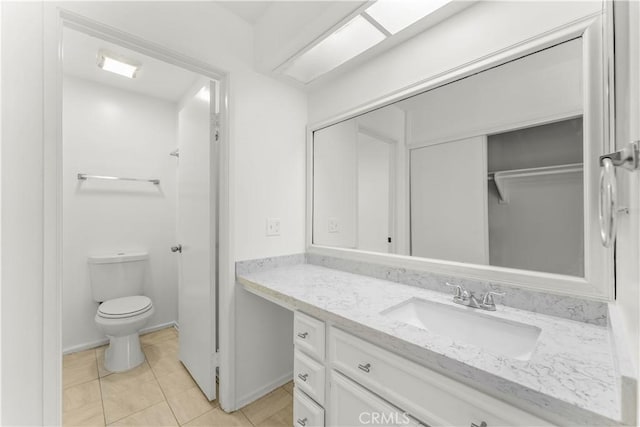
[97,50,140,79]
[365,0,451,35]
[282,14,386,84]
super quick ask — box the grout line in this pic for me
[144,338,181,426]
[94,350,107,427]
[239,408,258,427]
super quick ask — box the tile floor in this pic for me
[63,327,294,426]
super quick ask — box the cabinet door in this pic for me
[328,371,424,427]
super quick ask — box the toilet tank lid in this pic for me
[88,252,148,264]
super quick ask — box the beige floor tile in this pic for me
[95,346,113,378]
[144,339,178,363]
[141,327,177,347]
[63,379,102,413]
[63,400,105,427]
[241,388,292,426]
[108,401,178,426]
[255,402,293,427]
[64,348,97,367]
[148,355,184,378]
[101,379,165,424]
[282,381,294,395]
[185,408,252,427]
[165,385,217,425]
[100,361,155,393]
[64,355,99,389]
[156,364,197,397]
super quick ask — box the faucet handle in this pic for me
[482,291,505,308]
[445,282,464,299]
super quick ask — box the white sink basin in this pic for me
[381,298,541,361]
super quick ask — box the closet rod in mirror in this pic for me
[77,173,160,185]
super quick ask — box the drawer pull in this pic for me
[471,422,487,427]
[297,417,308,426]
[358,363,371,373]
[297,373,309,382]
[297,332,309,339]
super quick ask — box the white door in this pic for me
[357,133,393,253]
[176,81,217,400]
[410,136,488,264]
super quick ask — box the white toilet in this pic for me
[88,252,154,373]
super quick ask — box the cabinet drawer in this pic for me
[294,311,325,361]
[294,388,325,427]
[294,349,326,405]
[329,370,423,427]
[329,327,553,427]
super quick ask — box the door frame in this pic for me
[42,7,234,424]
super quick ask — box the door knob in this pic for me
[171,245,182,253]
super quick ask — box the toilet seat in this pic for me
[98,296,153,319]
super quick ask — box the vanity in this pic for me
[237,261,626,426]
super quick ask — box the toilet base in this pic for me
[104,332,145,373]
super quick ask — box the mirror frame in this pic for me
[305,13,615,301]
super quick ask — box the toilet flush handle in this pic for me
[171,244,182,253]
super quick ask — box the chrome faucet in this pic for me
[445,283,504,311]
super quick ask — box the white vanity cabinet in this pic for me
[292,310,555,427]
[328,327,554,427]
[329,370,423,427]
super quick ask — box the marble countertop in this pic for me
[237,263,621,426]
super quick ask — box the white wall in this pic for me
[62,76,178,352]
[308,1,601,123]
[403,38,582,145]
[1,3,45,424]
[1,2,308,422]
[313,120,358,248]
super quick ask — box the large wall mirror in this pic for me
[310,24,614,299]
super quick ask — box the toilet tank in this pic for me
[88,252,148,302]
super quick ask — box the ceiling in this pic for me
[218,1,274,24]
[63,27,200,103]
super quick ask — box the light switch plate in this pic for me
[328,218,339,233]
[266,218,281,236]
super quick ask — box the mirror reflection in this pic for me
[312,38,585,277]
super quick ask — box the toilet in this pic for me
[88,252,154,373]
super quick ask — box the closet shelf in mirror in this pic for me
[488,163,583,204]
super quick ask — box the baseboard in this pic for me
[141,321,178,338]
[63,321,178,355]
[235,371,293,410]
[63,337,110,355]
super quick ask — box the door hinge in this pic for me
[211,350,220,368]
[215,129,220,141]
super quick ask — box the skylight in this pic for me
[283,15,385,83]
[282,0,452,84]
[365,0,452,35]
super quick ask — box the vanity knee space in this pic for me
[292,310,554,427]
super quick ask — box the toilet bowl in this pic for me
[95,295,154,372]
[88,252,153,373]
